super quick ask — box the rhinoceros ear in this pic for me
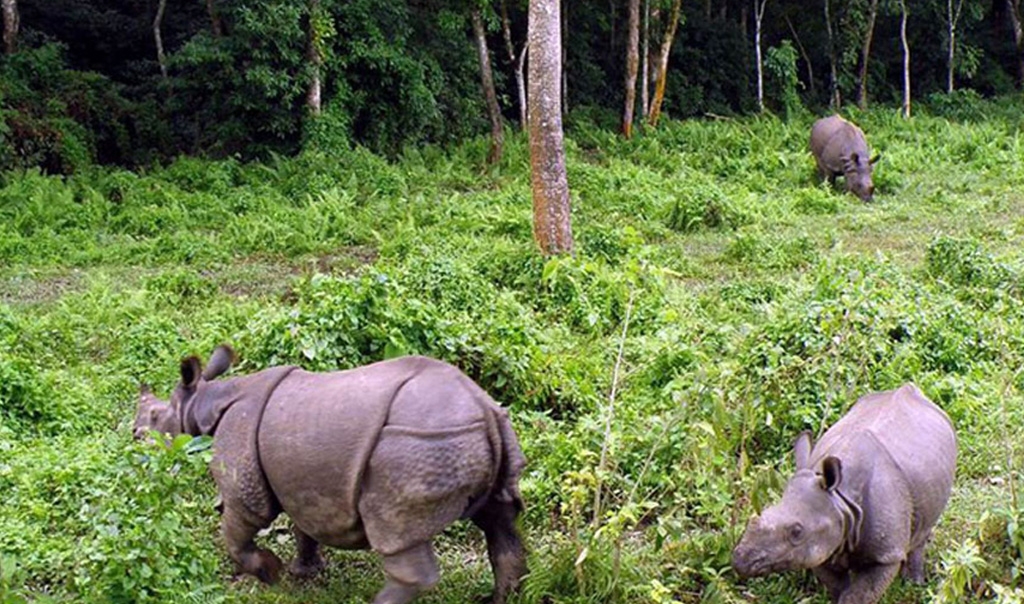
[869,152,881,164]
[202,344,237,380]
[793,431,813,470]
[821,456,843,493]
[180,355,202,390]
[191,394,234,435]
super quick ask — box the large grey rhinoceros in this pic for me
[732,383,957,604]
[134,345,527,604]
[810,115,880,202]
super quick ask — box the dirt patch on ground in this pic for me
[0,246,379,307]
[217,245,378,298]
[0,268,87,306]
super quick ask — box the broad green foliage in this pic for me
[3,100,1024,602]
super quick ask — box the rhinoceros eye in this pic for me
[788,523,804,543]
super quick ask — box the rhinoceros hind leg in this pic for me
[472,500,527,604]
[901,544,927,585]
[372,542,440,604]
[288,524,326,579]
[221,506,282,584]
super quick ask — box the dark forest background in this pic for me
[1,0,1021,172]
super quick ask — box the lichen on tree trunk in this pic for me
[648,0,682,127]
[529,0,574,255]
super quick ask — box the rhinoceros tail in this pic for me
[494,408,526,511]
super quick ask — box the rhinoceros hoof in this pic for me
[289,555,326,579]
[254,550,284,584]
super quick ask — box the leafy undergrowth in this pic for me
[3,98,1024,603]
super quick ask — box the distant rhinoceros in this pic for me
[810,115,880,202]
[134,345,527,604]
[732,383,956,604]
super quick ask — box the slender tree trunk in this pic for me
[2,0,18,54]
[785,14,815,96]
[207,0,223,37]
[754,0,767,112]
[623,0,640,136]
[472,8,505,164]
[561,0,569,116]
[306,0,323,115]
[1008,0,1024,86]
[529,0,573,255]
[518,45,529,126]
[501,0,527,129]
[705,0,713,19]
[824,0,841,109]
[154,0,168,79]
[857,0,880,109]
[648,0,683,127]
[740,3,749,37]
[948,0,956,92]
[901,0,910,117]
[641,0,650,116]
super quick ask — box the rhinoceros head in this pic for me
[732,432,858,578]
[843,152,880,202]
[133,344,236,440]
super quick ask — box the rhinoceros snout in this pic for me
[731,546,768,578]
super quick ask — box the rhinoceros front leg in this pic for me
[372,542,440,604]
[221,506,283,584]
[812,565,850,603]
[837,562,900,604]
[288,524,326,579]
[472,500,527,604]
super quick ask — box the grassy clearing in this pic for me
[3,98,1024,603]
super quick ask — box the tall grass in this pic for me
[2,97,1024,602]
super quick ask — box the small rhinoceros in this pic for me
[732,383,956,604]
[134,345,527,604]
[810,115,880,202]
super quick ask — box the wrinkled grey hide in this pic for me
[134,345,527,604]
[809,115,880,202]
[732,384,956,604]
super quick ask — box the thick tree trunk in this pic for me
[207,0,223,37]
[472,8,505,164]
[641,0,650,116]
[648,0,683,127]
[529,0,574,255]
[901,0,910,117]
[785,14,815,96]
[754,0,767,112]
[2,0,18,54]
[1008,0,1024,86]
[501,0,527,129]
[824,0,841,109]
[857,0,880,109]
[623,0,640,137]
[154,0,168,79]
[306,0,323,115]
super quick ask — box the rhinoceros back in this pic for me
[257,356,512,553]
[813,383,956,535]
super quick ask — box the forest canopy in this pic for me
[1,0,1022,172]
